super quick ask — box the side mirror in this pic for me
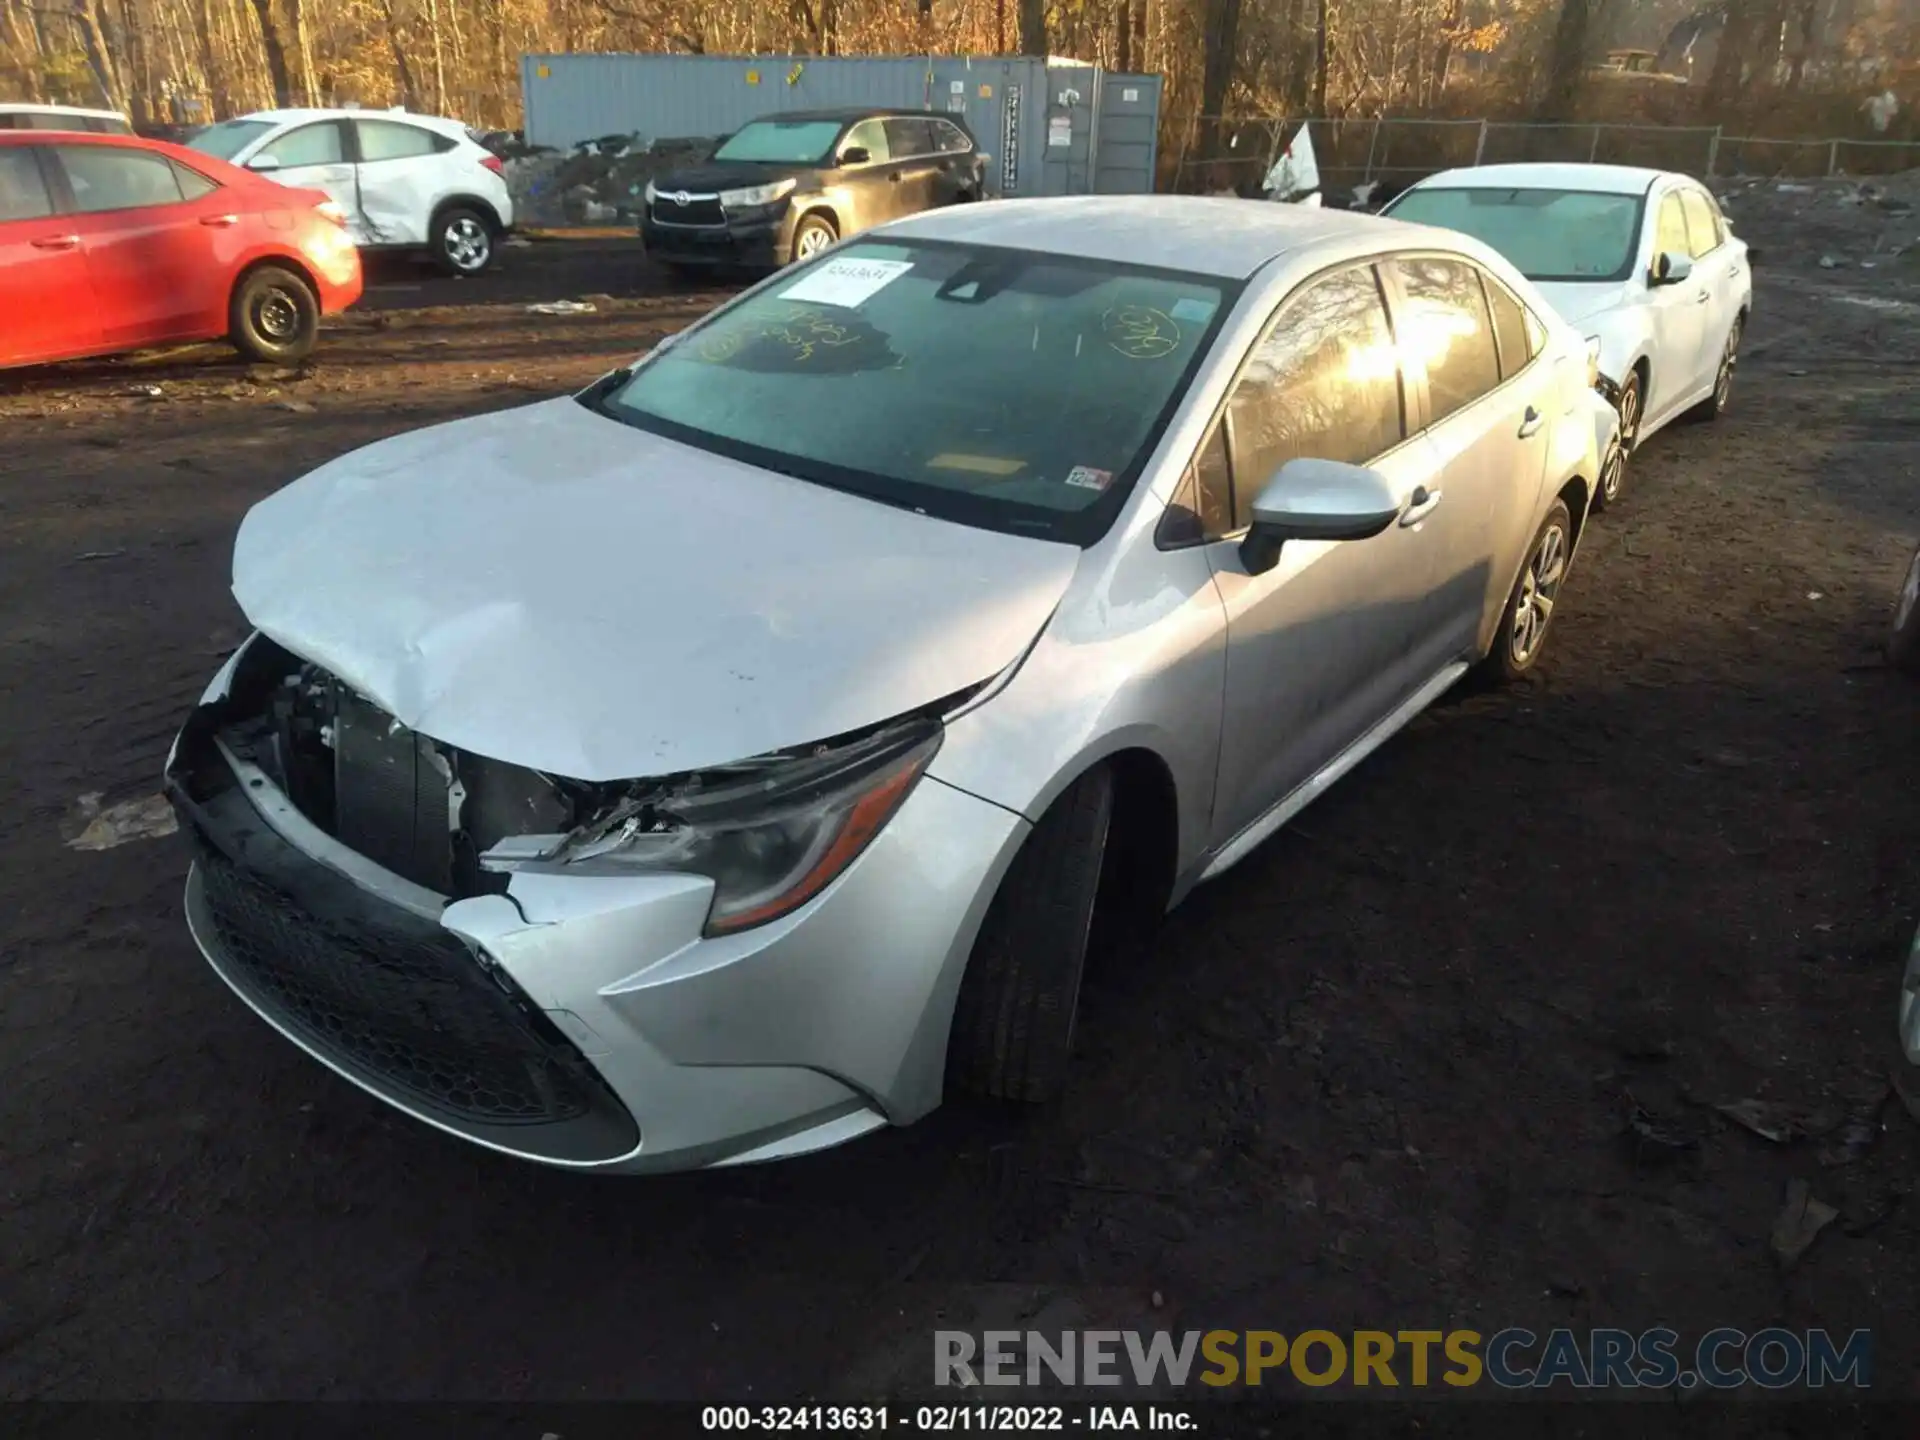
[246,152,282,172]
[1239,458,1402,576]
[1650,250,1693,285]
[839,146,871,166]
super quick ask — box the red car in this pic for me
[0,129,362,370]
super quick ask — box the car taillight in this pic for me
[316,199,350,227]
[480,154,504,176]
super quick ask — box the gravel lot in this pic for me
[3,228,1919,1405]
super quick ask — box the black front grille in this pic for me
[196,841,597,1127]
[651,194,724,227]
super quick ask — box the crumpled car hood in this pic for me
[231,397,1082,782]
[1531,280,1633,327]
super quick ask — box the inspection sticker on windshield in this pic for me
[1065,466,1113,492]
[1170,297,1218,323]
[780,257,914,309]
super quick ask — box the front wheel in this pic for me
[1890,543,1920,676]
[229,266,319,364]
[790,213,839,263]
[948,767,1114,1104]
[1481,499,1574,683]
[1593,370,1643,512]
[432,206,495,276]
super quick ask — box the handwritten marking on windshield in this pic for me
[1101,305,1181,360]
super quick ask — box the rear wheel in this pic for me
[229,266,319,364]
[948,767,1114,1104]
[1688,314,1743,422]
[1480,500,1574,684]
[432,206,494,276]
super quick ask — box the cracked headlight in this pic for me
[527,719,942,936]
[720,178,798,209]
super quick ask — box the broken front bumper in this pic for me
[165,651,1031,1173]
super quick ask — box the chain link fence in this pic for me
[1170,115,1920,198]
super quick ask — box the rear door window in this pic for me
[356,119,452,162]
[930,120,974,154]
[1390,255,1502,424]
[0,147,54,220]
[53,145,186,213]
[1679,188,1721,257]
[1482,273,1535,381]
[883,117,936,158]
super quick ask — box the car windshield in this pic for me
[1385,187,1645,282]
[587,239,1234,544]
[712,120,846,165]
[187,118,275,161]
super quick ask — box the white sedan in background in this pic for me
[188,107,514,275]
[1384,163,1753,508]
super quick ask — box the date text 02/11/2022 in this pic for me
[700,1405,1198,1431]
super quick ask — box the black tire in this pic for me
[948,766,1114,1104]
[228,265,319,364]
[1891,542,1920,677]
[431,205,495,276]
[790,212,839,265]
[1687,314,1743,423]
[1480,499,1574,684]
[1590,430,1626,514]
[1594,368,1643,512]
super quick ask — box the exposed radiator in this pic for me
[332,689,456,893]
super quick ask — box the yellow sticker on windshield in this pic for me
[928,454,1026,477]
[1101,305,1181,360]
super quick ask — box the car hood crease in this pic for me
[231,398,1081,782]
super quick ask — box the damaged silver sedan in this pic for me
[168,196,1619,1172]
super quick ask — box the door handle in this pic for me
[888,171,902,183]
[31,234,79,251]
[200,214,240,227]
[1694,290,1710,304]
[1517,406,1545,439]
[1399,485,1443,527]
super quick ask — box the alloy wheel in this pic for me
[795,226,833,259]
[1599,434,1625,504]
[445,216,491,272]
[1510,520,1569,667]
[1617,375,1642,450]
[1715,321,1741,410]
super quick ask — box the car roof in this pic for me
[741,107,933,125]
[0,129,160,148]
[227,107,469,133]
[880,194,1459,280]
[0,102,126,117]
[1410,162,1671,196]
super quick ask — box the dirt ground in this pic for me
[3,228,1920,1407]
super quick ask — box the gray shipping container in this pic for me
[520,53,1162,198]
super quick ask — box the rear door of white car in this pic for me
[349,118,448,245]
[1385,253,1546,660]
[1644,186,1709,416]
[1199,260,1445,847]
[1679,184,1739,370]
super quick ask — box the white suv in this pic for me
[187,107,514,275]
